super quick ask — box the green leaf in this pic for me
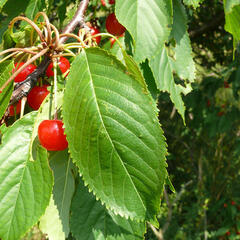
[24,0,46,20]
[140,60,159,101]
[63,48,167,221]
[70,178,146,240]
[115,0,172,62]
[0,112,53,240]
[110,36,125,62]
[0,0,32,42]
[170,0,195,82]
[224,0,240,13]
[182,0,202,8]
[0,0,8,10]
[39,196,65,240]
[122,50,148,92]
[224,0,240,48]
[49,150,75,236]
[0,61,14,120]
[149,45,192,123]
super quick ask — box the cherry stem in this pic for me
[50,23,60,49]
[34,12,52,45]
[20,97,27,118]
[53,58,58,120]
[0,48,49,93]
[0,47,38,57]
[9,16,45,43]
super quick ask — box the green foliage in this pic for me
[115,0,172,63]
[0,61,13,119]
[0,112,53,240]
[49,150,75,236]
[62,48,167,221]
[70,178,146,240]
[39,196,66,240]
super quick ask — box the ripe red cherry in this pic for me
[13,62,36,82]
[101,0,115,6]
[217,111,224,117]
[89,26,101,45]
[224,81,229,88]
[106,13,126,36]
[110,34,124,48]
[27,85,50,110]
[38,120,68,151]
[226,231,230,236]
[46,57,70,78]
[9,100,21,116]
[223,203,228,208]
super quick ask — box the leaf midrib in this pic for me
[84,50,146,214]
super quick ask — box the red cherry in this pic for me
[89,26,101,45]
[38,120,68,151]
[9,100,21,116]
[217,111,224,117]
[207,99,211,107]
[46,57,70,78]
[106,13,126,36]
[223,203,228,208]
[110,34,124,48]
[226,231,230,236]
[13,62,36,82]
[237,231,240,235]
[231,201,236,206]
[27,85,50,110]
[224,81,230,88]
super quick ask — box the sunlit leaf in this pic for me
[63,48,167,221]
[0,112,53,240]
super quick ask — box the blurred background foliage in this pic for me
[152,0,240,239]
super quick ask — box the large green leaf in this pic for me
[62,48,167,221]
[115,0,172,62]
[0,61,14,120]
[170,0,195,82]
[70,178,146,240]
[39,196,65,240]
[49,150,75,236]
[0,112,53,240]
[224,0,240,48]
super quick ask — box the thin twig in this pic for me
[0,48,49,93]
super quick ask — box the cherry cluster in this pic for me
[7,1,126,152]
[11,57,70,151]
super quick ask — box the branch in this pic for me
[9,56,51,106]
[59,0,90,45]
